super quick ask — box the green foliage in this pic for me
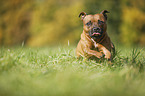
[0,0,144,46]
[28,0,85,46]
[120,0,145,46]
[0,46,145,96]
[0,0,33,45]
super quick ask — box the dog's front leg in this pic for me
[99,46,112,61]
[84,48,104,59]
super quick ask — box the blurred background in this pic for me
[0,0,144,47]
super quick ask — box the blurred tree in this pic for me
[27,0,85,46]
[0,0,144,46]
[0,0,33,46]
[120,0,145,46]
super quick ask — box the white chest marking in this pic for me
[91,38,99,48]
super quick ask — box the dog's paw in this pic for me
[100,54,105,58]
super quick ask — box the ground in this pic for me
[0,46,145,96]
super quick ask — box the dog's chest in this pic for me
[91,38,99,48]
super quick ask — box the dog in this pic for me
[76,10,115,62]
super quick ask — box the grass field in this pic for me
[0,45,145,96]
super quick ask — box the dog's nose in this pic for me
[93,27,100,32]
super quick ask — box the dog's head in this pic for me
[79,10,109,39]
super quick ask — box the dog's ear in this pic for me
[100,10,109,20]
[79,12,87,21]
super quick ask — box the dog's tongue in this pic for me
[92,33,101,36]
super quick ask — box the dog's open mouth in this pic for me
[90,32,102,39]
[92,32,101,36]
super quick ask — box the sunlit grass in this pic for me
[0,46,145,96]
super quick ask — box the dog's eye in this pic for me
[98,20,104,25]
[85,21,92,26]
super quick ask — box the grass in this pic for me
[0,45,145,96]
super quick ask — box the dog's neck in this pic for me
[82,31,107,48]
[93,33,107,43]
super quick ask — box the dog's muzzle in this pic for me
[89,27,103,39]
